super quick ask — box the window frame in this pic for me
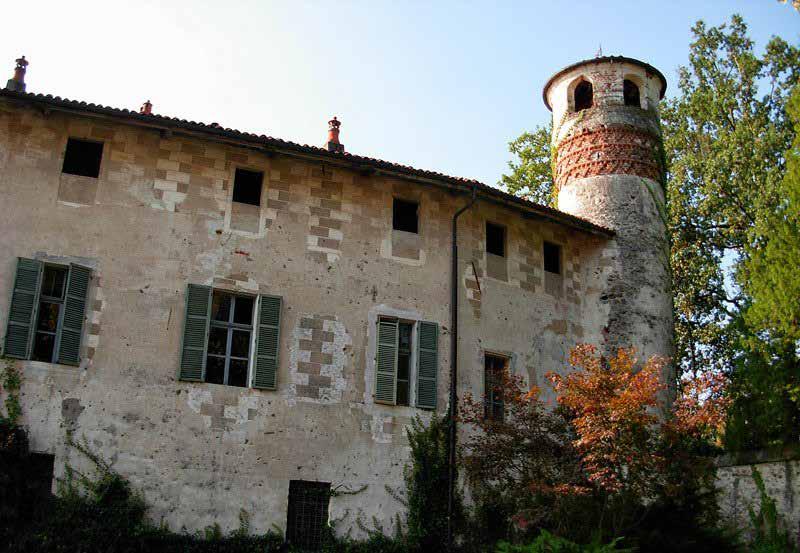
[486,221,506,258]
[31,264,68,364]
[61,137,104,179]
[376,315,419,407]
[205,290,257,387]
[573,79,593,112]
[543,241,562,275]
[623,79,642,108]
[286,480,331,551]
[231,167,264,207]
[392,197,420,234]
[484,352,509,422]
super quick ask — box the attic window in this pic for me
[62,138,103,178]
[574,80,593,112]
[543,241,561,275]
[393,198,419,234]
[232,168,263,206]
[624,79,641,107]
[486,222,506,257]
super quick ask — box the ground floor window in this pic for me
[286,480,331,551]
[484,353,509,421]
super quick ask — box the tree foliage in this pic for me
[661,15,800,379]
[500,15,800,451]
[403,414,461,551]
[499,125,555,207]
[460,372,589,542]
[740,85,800,345]
[461,345,731,547]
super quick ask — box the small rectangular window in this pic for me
[484,353,507,422]
[287,480,331,551]
[543,241,561,275]
[232,168,263,206]
[486,222,506,257]
[206,290,254,387]
[393,198,419,234]
[62,138,103,178]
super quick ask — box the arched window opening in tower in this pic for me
[623,79,641,107]
[574,80,593,112]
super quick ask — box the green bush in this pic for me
[495,530,633,553]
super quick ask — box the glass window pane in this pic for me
[205,356,225,384]
[398,322,412,352]
[228,359,248,388]
[207,327,228,355]
[396,379,409,406]
[397,353,410,381]
[230,330,251,358]
[211,291,232,322]
[37,302,60,332]
[32,333,55,362]
[233,296,254,325]
[41,266,67,298]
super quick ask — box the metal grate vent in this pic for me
[286,480,331,551]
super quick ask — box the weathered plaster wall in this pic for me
[0,100,608,537]
[716,452,800,544]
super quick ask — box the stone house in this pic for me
[0,55,672,546]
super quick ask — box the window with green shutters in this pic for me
[3,258,91,366]
[374,317,438,409]
[178,284,282,390]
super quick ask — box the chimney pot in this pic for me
[140,100,153,115]
[5,55,28,92]
[326,116,344,153]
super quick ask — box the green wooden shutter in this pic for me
[416,321,439,409]
[253,294,282,390]
[179,284,211,381]
[3,258,43,359]
[375,318,398,405]
[56,264,91,366]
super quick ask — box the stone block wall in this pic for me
[0,99,610,537]
[716,449,800,545]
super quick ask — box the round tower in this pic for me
[543,56,674,383]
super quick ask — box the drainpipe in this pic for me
[447,184,477,550]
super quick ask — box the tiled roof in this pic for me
[0,88,613,237]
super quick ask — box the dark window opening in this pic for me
[486,222,506,257]
[32,265,68,363]
[624,79,641,107]
[484,354,507,422]
[574,80,593,112]
[287,480,331,551]
[543,241,561,275]
[393,198,419,234]
[206,290,254,387]
[62,138,103,178]
[232,168,263,206]
[396,322,413,406]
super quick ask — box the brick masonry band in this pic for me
[555,127,662,187]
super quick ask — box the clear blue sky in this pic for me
[2,1,797,188]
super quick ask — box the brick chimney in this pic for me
[326,116,344,153]
[140,100,153,115]
[5,56,28,92]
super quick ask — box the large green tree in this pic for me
[500,15,800,449]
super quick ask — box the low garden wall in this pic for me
[716,445,800,544]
